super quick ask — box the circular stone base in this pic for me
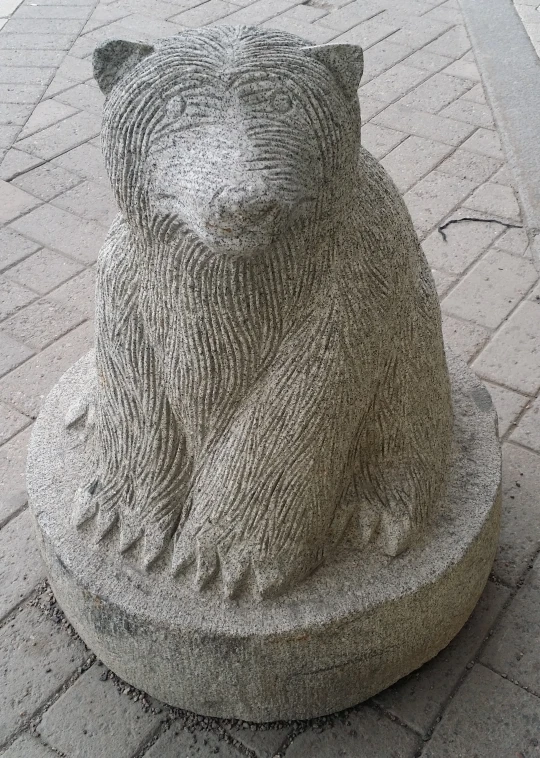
[27,351,501,722]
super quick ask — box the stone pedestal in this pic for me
[27,350,501,723]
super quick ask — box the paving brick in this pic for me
[332,16,401,49]
[2,298,86,350]
[361,122,406,159]
[264,14,338,42]
[440,97,494,129]
[461,127,504,160]
[10,203,107,264]
[461,81,487,104]
[0,0,24,13]
[361,39,413,83]
[384,16,452,50]
[491,443,540,586]
[3,17,84,35]
[227,725,292,757]
[375,581,509,735]
[463,182,521,221]
[55,82,105,114]
[360,95,389,121]
[55,54,93,84]
[5,248,83,295]
[430,268,456,297]
[442,58,481,81]
[284,4,328,22]
[489,163,514,186]
[510,396,540,452]
[0,509,46,620]
[12,160,83,201]
[52,180,115,227]
[403,170,477,235]
[373,102,475,145]
[0,103,32,126]
[0,124,20,150]
[0,179,40,223]
[0,603,88,744]
[0,84,46,106]
[424,24,471,58]
[0,331,34,379]
[144,725,244,757]
[316,0,385,32]
[38,663,161,758]
[0,67,55,87]
[472,300,540,394]
[53,142,108,184]
[381,135,453,193]
[18,100,78,141]
[422,220,501,274]
[0,226,40,272]
[0,320,93,417]
[360,64,429,103]
[0,149,43,181]
[48,267,96,320]
[210,0,302,26]
[81,4,132,33]
[1,734,57,758]
[42,72,75,100]
[286,707,420,757]
[0,426,31,525]
[442,314,490,362]
[404,49,454,72]
[0,276,36,321]
[15,111,101,161]
[398,71,472,113]
[0,400,30,445]
[15,3,91,17]
[422,665,540,757]
[436,147,500,183]
[170,0,242,25]
[0,33,76,51]
[442,250,537,330]
[484,381,530,437]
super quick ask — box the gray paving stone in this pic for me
[422,219,502,274]
[53,142,108,184]
[398,71,473,113]
[0,33,76,51]
[227,725,291,757]
[375,582,509,734]
[361,40,413,83]
[441,249,538,329]
[472,300,540,394]
[0,103,32,127]
[0,320,93,417]
[0,603,88,745]
[421,665,540,758]
[0,149,43,181]
[0,400,29,445]
[51,179,115,227]
[482,554,540,693]
[492,443,540,586]
[510,396,540,452]
[436,147,501,183]
[373,102,475,145]
[1,298,85,350]
[424,24,471,57]
[0,49,65,67]
[381,135,453,192]
[0,331,34,379]
[405,49,454,72]
[361,122,407,159]
[3,17,84,35]
[144,725,245,757]
[170,0,244,26]
[383,15,452,50]
[442,313,490,362]
[0,426,31,525]
[316,0,385,32]
[264,14,339,43]
[38,664,161,758]
[461,127,505,160]
[0,179,40,223]
[286,707,420,757]
[206,0,302,26]
[440,97,494,128]
[47,267,96,320]
[0,227,40,272]
[1,733,57,758]
[463,181,521,221]
[0,84,45,105]
[360,95,389,121]
[14,111,101,161]
[332,16,401,49]
[403,170,477,235]
[0,509,45,620]
[443,58,481,81]
[0,67,55,85]
[0,124,21,149]
[10,203,107,264]
[284,4,328,22]
[15,3,91,18]
[4,248,83,295]
[55,82,105,113]
[12,160,83,201]
[18,100,78,141]
[484,381,529,437]
[360,64,429,103]
[430,267,456,297]
[0,276,36,321]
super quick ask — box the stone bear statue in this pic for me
[74,25,453,598]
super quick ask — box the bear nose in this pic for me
[209,184,277,230]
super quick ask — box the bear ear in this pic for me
[302,44,364,98]
[93,39,155,95]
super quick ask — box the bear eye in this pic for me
[271,90,293,114]
[166,95,186,118]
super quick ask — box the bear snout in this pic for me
[206,183,278,235]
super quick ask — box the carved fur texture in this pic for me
[75,26,453,598]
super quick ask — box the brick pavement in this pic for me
[1,0,540,755]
